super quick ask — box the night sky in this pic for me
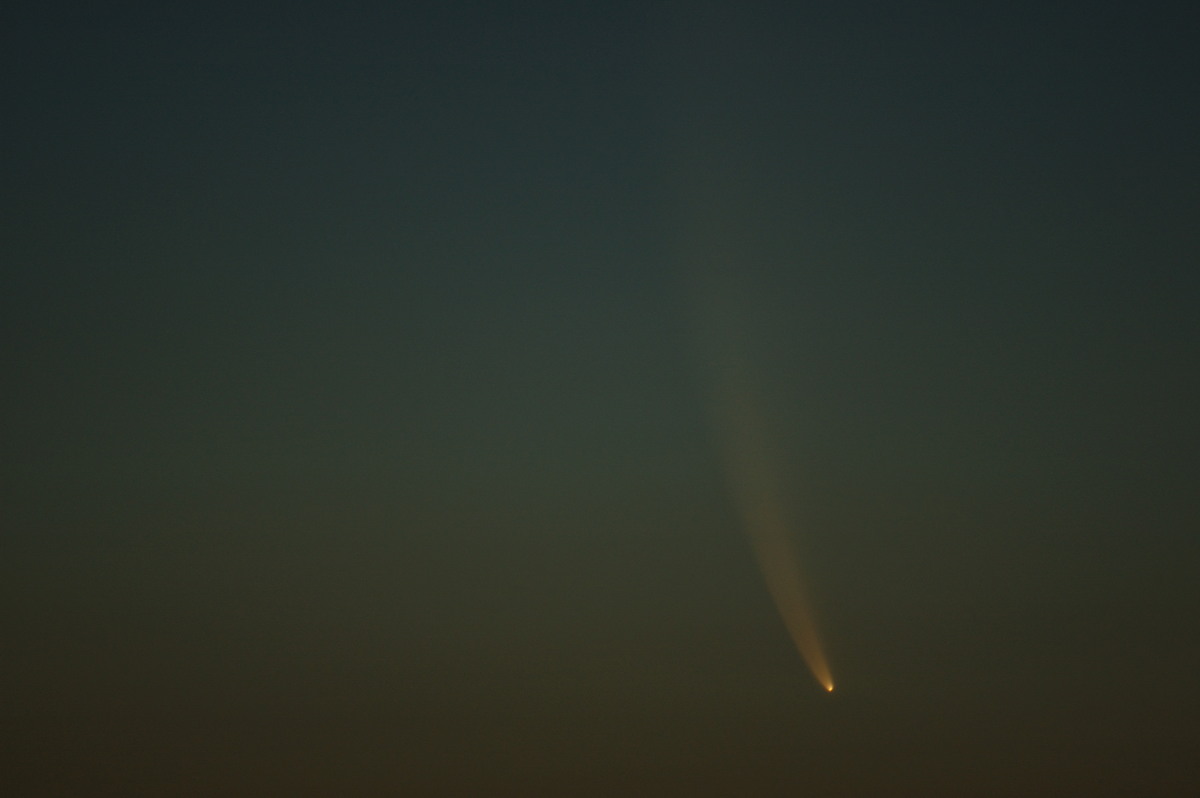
[4,2,1198,795]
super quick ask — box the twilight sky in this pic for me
[4,2,1198,795]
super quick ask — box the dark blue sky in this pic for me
[4,2,1198,794]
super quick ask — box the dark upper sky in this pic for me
[4,2,1198,795]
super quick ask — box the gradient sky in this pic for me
[4,2,1198,795]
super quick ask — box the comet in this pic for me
[665,0,836,693]
[685,264,836,694]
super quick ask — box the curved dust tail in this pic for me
[689,274,835,693]
[665,1,834,693]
